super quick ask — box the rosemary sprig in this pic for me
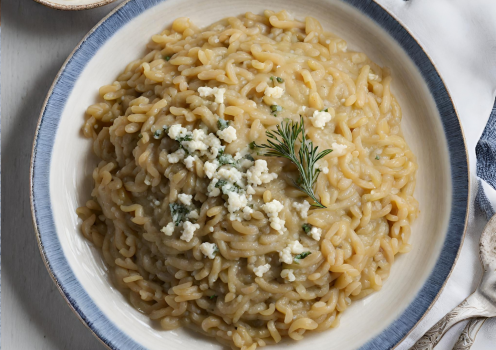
[256,116,332,208]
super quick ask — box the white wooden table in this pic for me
[2,1,495,350]
[2,2,124,348]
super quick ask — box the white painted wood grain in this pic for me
[2,1,124,349]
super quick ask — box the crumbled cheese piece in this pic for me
[187,209,199,220]
[168,124,189,140]
[264,86,284,98]
[227,331,232,337]
[292,200,310,219]
[309,110,333,128]
[242,205,253,220]
[279,247,293,264]
[331,142,348,153]
[253,263,271,277]
[198,86,226,104]
[261,199,286,234]
[322,167,329,174]
[184,155,195,170]
[226,192,248,213]
[204,160,220,179]
[182,129,208,154]
[203,133,223,159]
[281,269,295,282]
[246,160,278,186]
[217,125,237,143]
[288,240,305,254]
[262,199,284,216]
[180,221,200,242]
[199,242,218,259]
[178,193,192,206]
[160,222,175,236]
[308,226,322,241]
[216,167,244,186]
[167,149,186,163]
[144,178,151,186]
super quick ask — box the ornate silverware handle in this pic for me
[452,317,487,350]
[410,293,492,350]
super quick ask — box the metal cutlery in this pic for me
[410,214,496,350]
[452,317,487,350]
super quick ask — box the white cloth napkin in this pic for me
[372,0,496,349]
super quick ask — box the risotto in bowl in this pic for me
[31,1,468,350]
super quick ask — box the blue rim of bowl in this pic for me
[30,0,469,349]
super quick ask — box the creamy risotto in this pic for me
[77,10,419,349]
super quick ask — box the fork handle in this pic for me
[452,318,487,350]
[410,293,491,350]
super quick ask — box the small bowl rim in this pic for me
[29,0,470,349]
[33,0,116,11]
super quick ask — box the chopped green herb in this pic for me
[270,105,282,113]
[165,56,171,61]
[276,77,284,83]
[324,108,329,112]
[169,203,190,226]
[302,223,312,233]
[256,116,333,208]
[217,118,230,131]
[216,180,242,194]
[294,251,311,262]
[217,153,236,166]
[375,155,380,160]
[249,141,257,150]
[209,294,217,300]
[215,179,228,189]
[138,133,143,139]
[245,154,255,161]
[270,76,275,81]
[153,129,163,139]
[176,134,193,143]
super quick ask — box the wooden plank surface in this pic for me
[1,1,124,349]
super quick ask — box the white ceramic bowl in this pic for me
[31,0,469,349]
[33,0,116,11]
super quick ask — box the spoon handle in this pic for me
[452,318,487,350]
[410,293,491,350]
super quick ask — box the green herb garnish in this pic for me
[209,294,217,300]
[324,108,328,112]
[217,153,236,166]
[245,154,255,161]
[138,133,143,139]
[294,251,311,262]
[375,155,380,160]
[249,141,257,150]
[176,134,193,143]
[302,223,312,233]
[276,77,284,83]
[216,180,242,194]
[215,179,228,188]
[217,118,230,131]
[270,105,282,113]
[169,203,190,226]
[165,56,171,61]
[153,129,163,139]
[270,76,275,81]
[256,116,332,208]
